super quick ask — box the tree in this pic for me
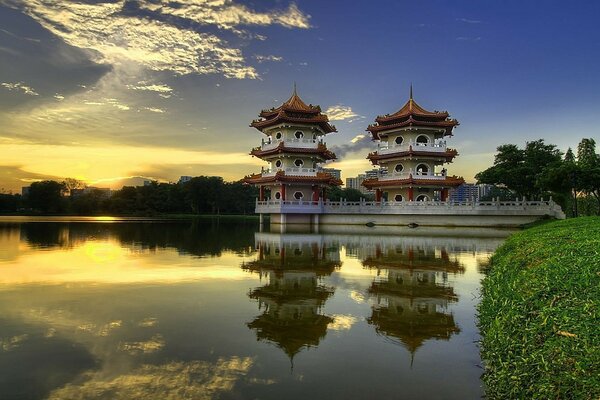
[27,180,67,214]
[576,138,600,214]
[476,139,563,198]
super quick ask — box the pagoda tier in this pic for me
[250,142,337,161]
[367,148,458,164]
[251,88,337,134]
[367,88,458,139]
[244,171,342,186]
[363,176,464,190]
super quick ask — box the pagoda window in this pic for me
[416,135,429,145]
[275,192,281,200]
[275,160,283,168]
[394,194,403,201]
[312,133,317,141]
[275,131,282,140]
[416,194,429,202]
[294,159,304,167]
[293,191,303,200]
[394,163,404,173]
[294,131,304,139]
[416,163,429,175]
[394,136,404,145]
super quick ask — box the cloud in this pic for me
[254,55,284,63]
[142,107,165,113]
[325,105,363,122]
[456,36,482,41]
[126,82,173,98]
[9,0,311,79]
[330,134,374,158]
[456,18,482,24]
[1,82,39,96]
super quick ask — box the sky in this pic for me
[1,0,599,192]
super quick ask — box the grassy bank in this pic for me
[478,217,600,399]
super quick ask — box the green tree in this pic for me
[476,139,563,198]
[576,138,600,214]
[27,180,67,214]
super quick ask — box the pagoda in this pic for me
[363,87,464,202]
[244,86,342,208]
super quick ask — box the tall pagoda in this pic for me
[363,87,464,202]
[244,87,342,205]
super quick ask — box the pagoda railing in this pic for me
[378,169,447,181]
[261,138,324,151]
[255,198,565,218]
[261,167,319,177]
[378,140,447,155]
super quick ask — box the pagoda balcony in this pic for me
[260,138,324,151]
[261,167,319,177]
[377,140,447,155]
[378,169,448,181]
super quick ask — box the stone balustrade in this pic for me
[377,140,447,155]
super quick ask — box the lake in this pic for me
[0,217,512,399]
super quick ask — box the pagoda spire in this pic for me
[409,83,413,100]
[409,84,414,111]
[293,81,297,96]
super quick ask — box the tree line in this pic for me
[0,176,258,216]
[475,138,600,216]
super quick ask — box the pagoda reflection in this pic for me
[362,241,463,355]
[243,233,341,360]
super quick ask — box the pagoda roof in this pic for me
[367,88,458,139]
[367,148,458,164]
[250,87,337,134]
[243,171,343,186]
[362,176,465,189]
[250,142,337,160]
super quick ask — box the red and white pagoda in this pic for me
[244,87,342,213]
[363,87,465,201]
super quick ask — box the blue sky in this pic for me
[1,0,599,191]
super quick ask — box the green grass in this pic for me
[478,217,600,400]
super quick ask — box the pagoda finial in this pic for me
[410,83,413,100]
[293,81,297,96]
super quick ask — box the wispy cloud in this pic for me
[142,107,165,114]
[9,0,311,80]
[126,82,173,98]
[325,105,363,122]
[456,36,482,41]
[330,134,373,158]
[456,18,482,24]
[1,82,39,96]
[254,55,284,63]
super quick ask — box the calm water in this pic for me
[0,217,512,400]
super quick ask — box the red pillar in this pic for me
[259,186,264,201]
[281,184,286,201]
[408,187,414,201]
[312,185,319,202]
[376,189,382,202]
[441,188,448,201]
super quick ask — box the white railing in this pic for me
[255,198,565,218]
[261,167,319,177]
[260,138,323,151]
[378,169,447,181]
[378,140,447,155]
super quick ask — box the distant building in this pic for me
[478,184,494,199]
[178,176,192,184]
[346,174,369,194]
[450,183,480,202]
[21,186,30,197]
[321,168,341,181]
[71,187,112,199]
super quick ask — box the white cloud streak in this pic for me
[1,82,39,96]
[325,104,363,122]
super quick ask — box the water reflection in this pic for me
[0,219,512,399]
[244,234,340,361]
[362,242,463,356]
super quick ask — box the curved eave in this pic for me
[250,144,337,161]
[367,118,458,139]
[367,149,459,164]
[362,176,465,189]
[251,115,337,134]
[243,172,343,186]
